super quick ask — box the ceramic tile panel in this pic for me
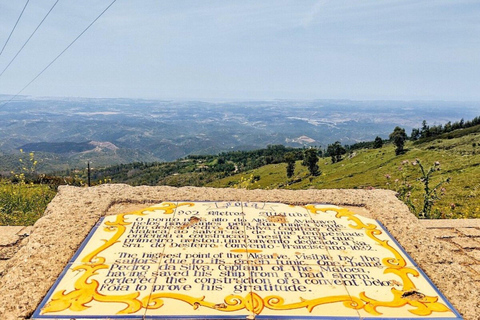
[33,201,461,320]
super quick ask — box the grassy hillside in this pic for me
[2,127,479,225]
[0,181,56,225]
[88,145,302,186]
[207,130,480,219]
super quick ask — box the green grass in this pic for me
[0,180,56,226]
[1,128,479,224]
[208,133,480,219]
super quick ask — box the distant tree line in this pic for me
[342,115,480,157]
[341,136,383,152]
[411,116,480,141]
[89,145,305,186]
[77,115,480,185]
[191,144,304,172]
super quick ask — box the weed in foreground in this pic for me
[0,181,56,225]
[386,159,450,219]
[0,151,56,226]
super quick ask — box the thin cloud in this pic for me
[302,0,328,28]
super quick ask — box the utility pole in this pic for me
[87,161,91,187]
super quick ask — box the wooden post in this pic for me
[88,161,91,187]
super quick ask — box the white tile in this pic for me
[145,262,252,318]
[163,202,248,264]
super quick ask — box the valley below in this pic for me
[1,96,478,172]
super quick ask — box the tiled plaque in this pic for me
[33,202,462,319]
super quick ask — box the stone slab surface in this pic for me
[0,226,28,246]
[420,219,480,228]
[32,201,460,319]
[0,226,32,276]
[420,219,480,309]
[0,185,478,319]
[457,227,480,238]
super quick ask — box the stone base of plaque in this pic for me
[0,185,478,319]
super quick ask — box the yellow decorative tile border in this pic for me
[32,201,462,319]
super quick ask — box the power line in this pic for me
[0,0,61,78]
[0,0,117,107]
[0,0,31,56]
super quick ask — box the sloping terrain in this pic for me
[84,127,480,218]
[208,130,480,218]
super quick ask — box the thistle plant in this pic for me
[386,159,450,219]
[415,159,450,218]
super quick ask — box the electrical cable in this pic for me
[0,0,61,78]
[0,0,31,56]
[0,0,117,107]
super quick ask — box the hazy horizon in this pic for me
[2,94,480,105]
[1,1,479,101]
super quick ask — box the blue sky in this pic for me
[0,0,479,100]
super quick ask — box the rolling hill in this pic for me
[1,97,479,171]
[207,128,480,219]
[87,126,480,219]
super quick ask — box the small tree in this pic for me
[373,136,383,149]
[420,120,430,138]
[303,148,320,176]
[410,128,420,141]
[284,152,296,178]
[389,126,407,155]
[326,141,346,163]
